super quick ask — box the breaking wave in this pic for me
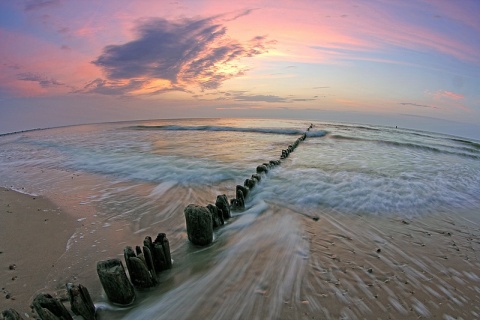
[130,125,328,138]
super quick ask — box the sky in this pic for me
[1,0,479,139]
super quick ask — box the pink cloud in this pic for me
[0,28,102,97]
[430,90,464,101]
[214,1,480,65]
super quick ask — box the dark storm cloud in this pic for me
[89,14,274,95]
[17,72,64,88]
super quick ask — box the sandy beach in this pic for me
[1,185,479,319]
[296,208,480,319]
[0,187,77,318]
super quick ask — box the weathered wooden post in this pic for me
[215,194,231,219]
[236,185,249,199]
[1,309,23,320]
[124,246,157,288]
[235,187,245,209]
[184,204,213,246]
[143,233,173,272]
[207,204,224,228]
[96,259,135,305]
[155,233,172,269]
[251,174,262,182]
[256,165,268,174]
[66,283,96,320]
[244,178,256,189]
[32,293,73,320]
[269,160,280,167]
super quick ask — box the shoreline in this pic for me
[0,187,77,317]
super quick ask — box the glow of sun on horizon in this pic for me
[0,0,479,138]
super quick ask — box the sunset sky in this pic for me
[1,0,479,138]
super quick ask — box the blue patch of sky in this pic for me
[0,3,26,30]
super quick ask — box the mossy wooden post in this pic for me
[124,246,156,288]
[155,233,172,269]
[96,259,135,305]
[215,194,231,219]
[66,283,95,320]
[207,204,224,228]
[184,204,213,246]
[127,255,156,288]
[1,309,23,320]
[251,174,261,182]
[256,165,268,174]
[32,293,73,320]
[234,186,245,210]
[244,178,256,189]
[143,234,173,272]
[236,185,249,199]
[142,244,156,274]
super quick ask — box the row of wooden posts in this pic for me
[2,232,173,320]
[184,127,311,246]
[1,125,312,320]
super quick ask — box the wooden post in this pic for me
[66,283,95,320]
[236,185,249,199]
[251,174,261,182]
[96,259,135,305]
[207,204,224,228]
[144,234,172,272]
[256,165,268,174]
[1,309,23,320]
[184,204,213,246]
[142,244,156,275]
[32,293,73,320]
[155,233,172,269]
[244,178,256,189]
[124,246,157,288]
[215,194,231,219]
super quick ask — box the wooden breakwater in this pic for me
[1,125,312,320]
[184,125,312,246]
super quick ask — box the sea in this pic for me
[0,118,479,319]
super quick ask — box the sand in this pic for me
[0,187,77,318]
[1,186,480,319]
[294,208,480,319]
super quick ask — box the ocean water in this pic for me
[1,118,479,318]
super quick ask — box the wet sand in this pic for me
[295,208,480,319]
[0,187,76,317]
[1,186,480,319]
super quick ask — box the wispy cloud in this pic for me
[197,90,318,103]
[85,13,274,96]
[17,72,64,88]
[425,90,469,112]
[24,0,61,12]
[232,94,288,103]
[432,90,464,101]
[400,102,438,109]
